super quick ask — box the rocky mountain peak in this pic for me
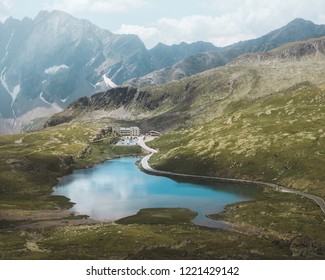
[35,10,72,22]
[287,18,314,26]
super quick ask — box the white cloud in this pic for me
[157,15,255,46]
[116,15,256,49]
[0,0,12,21]
[116,0,325,49]
[44,0,150,13]
[201,0,325,34]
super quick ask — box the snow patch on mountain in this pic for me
[0,68,20,104]
[12,85,20,104]
[1,68,9,91]
[1,52,9,64]
[44,64,69,75]
[5,30,15,50]
[103,75,117,88]
[1,30,15,64]
[95,74,117,91]
[60,97,69,103]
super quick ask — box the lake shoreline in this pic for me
[140,147,325,214]
[54,156,263,228]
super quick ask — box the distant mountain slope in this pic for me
[127,18,325,87]
[149,41,218,69]
[227,18,325,53]
[47,37,325,131]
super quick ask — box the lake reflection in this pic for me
[54,157,263,227]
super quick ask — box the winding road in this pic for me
[138,136,325,214]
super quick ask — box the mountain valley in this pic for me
[0,13,324,260]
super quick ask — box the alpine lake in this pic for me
[54,157,264,227]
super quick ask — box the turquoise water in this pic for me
[54,157,263,227]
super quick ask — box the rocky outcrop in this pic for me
[92,127,112,142]
[290,235,323,257]
[90,87,139,109]
[44,86,178,127]
[6,157,34,171]
[43,115,74,127]
[78,146,92,159]
[59,155,75,174]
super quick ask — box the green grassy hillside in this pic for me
[1,122,312,260]
[148,85,325,249]
[151,85,325,197]
[0,121,141,216]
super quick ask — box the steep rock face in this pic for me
[0,11,155,133]
[43,86,162,128]
[89,87,140,109]
[45,86,176,127]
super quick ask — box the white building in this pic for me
[130,127,140,136]
[114,126,140,137]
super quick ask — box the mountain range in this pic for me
[46,36,325,131]
[1,14,325,259]
[126,18,325,87]
[1,11,325,134]
[0,10,216,134]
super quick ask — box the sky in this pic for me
[1,0,325,49]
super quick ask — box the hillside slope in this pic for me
[147,38,325,196]
[150,84,325,196]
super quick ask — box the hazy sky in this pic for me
[1,0,325,48]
